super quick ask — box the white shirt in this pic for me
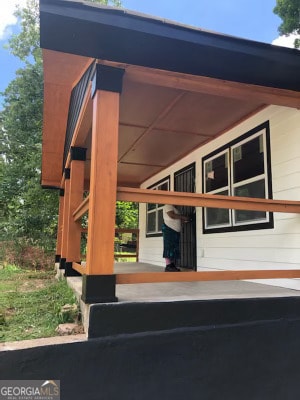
[163,204,181,232]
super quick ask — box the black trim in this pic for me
[202,121,274,234]
[64,168,70,180]
[174,162,196,184]
[92,64,124,97]
[40,1,300,92]
[64,261,82,277]
[146,175,170,238]
[59,188,65,197]
[59,257,66,270]
[148,175,171,190]
[81,275,117,304]
[55,254,61,263]
[174,162,197,270]
[41,185,60,190]
[70,147,87,161]
[63,61,95,171]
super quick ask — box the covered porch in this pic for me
[40,1,300,305]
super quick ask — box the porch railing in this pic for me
[70,186,300,282]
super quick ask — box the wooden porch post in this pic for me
[55,189,65,264]
[59,169,70,270]
[82,64,124,304]
[64,147,86,276]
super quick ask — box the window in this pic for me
[146,177,170,236]
[202,121,273,233]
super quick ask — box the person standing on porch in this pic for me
[162,204,189,272]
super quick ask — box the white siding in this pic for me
[138,105,300,271]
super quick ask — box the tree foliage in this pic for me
[273,0,300,47]
[115,201,138,228]
[0,1,57,255]
[0,65,58,252]
[0,0,138,266]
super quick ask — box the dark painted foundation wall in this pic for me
[1,298,300,400]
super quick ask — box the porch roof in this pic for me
[40,0,300,187]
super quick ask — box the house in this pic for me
[40,0,300,305]
[4,1,300,397]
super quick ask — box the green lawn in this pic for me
[0,265,79,342]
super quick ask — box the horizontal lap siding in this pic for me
[139,105,300,270]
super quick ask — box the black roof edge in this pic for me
[40,0,300,91]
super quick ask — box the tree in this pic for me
[0,0,138,267]
[273,0,300,48]
[0,60,58,255]
[115,201,138,229]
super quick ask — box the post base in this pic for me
[59,257,66,270]
[64,261,82,277]
[81,275,117,304]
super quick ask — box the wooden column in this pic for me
[59,169,70,270]
[82,64,124,304]
[64,147,86,276]
[55,189,65,263]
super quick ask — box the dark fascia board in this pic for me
[40,0,300,91]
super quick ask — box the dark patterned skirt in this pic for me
[162,223,181,260]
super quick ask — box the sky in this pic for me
[0,0,297,108]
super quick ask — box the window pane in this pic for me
[233,135,264,184]
[206,190,230,228]
[205,153,228,192]
[147,212,156,232]
[147,203,156,211]
[234,179,266,223]
[158,182,169,191]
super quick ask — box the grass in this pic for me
[0,265,80,343]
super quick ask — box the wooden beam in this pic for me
[117,187,300,214]
[116,269,300,284]
[72,262,86,275]
[55,192,65,257]
[125,65,300,109]
[66,160,85,262]
[70,187,300,217]
[73,195,89,221]
[86,90,120,275]
[60,179,70,260]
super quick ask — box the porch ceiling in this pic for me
[117,78,264,186]
[82,71,264,187]
[42,50,265,188]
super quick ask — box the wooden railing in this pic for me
[71,187,300,281]
[73,196,89,221]
[116,187,300,213]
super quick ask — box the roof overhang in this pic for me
[40,0,300,188]
[40,0,300,91]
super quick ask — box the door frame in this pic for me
[174,163,197,270]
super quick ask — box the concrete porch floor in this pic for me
[65,262,300,339]
[68,262,300,304]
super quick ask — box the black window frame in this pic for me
[146,176,170,237]
[202,121,274,234]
